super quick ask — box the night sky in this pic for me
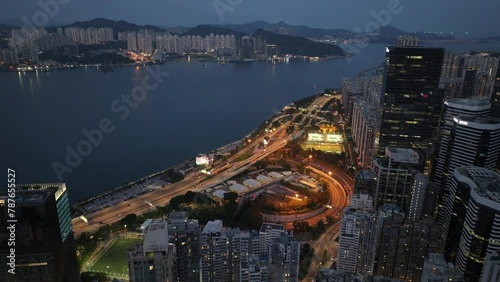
[1,0,498,37]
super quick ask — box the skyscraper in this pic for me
[437,116,500,233]
[0,183,80,282]
[378,47,445,157]
[442,167,500,281]
[432,96,491,189]
[373,147,425,211]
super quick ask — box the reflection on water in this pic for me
[18,72,23,89]
[2,43,500,200]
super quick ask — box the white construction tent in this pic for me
[243,179,261,188]
[212,190,227,199]
[229,183,248,194]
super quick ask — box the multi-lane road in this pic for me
[71,95,345,237]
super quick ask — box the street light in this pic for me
[328,171,332,176]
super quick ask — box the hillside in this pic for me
[370,26,454,43]
[63,18,164,37]
[182,24,246,38]
[253,29,345,57]
[213,21,355,38]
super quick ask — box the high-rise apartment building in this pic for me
[440,52,499,99]
[127,31,138,51]
[337,194,378,275]
[127,218,178,282]
[200,221,298,282]
[201,220,251,282]
[259,223,286,256]
[351,100,379,168]
[0,184,80,282]
[167,211,201,282]
[267,232,300,282]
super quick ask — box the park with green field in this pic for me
[90,238,141,276]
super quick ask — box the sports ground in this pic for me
[90,238,141,276]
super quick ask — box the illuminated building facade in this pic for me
[443,167,500,281]
[438,116,500,236]
[377,47,444,157]
[0,184,80,282]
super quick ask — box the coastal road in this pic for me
[72,95,335,236]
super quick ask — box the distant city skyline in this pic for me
[1,0,499,37]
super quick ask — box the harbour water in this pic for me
[1,42,499,202]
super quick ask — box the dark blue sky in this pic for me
[1,0,498,37]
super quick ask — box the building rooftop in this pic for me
[5,183,67,204]
[202,220,223,234]
[256,175,273,183]
[456,167,500,205]
[143,218,169,253]
[212,190,227,199]
[355,169,376,181]
[385,147,420,164]
[422,253,463,280]
[379,203,404,217]
[148,218,168,232]
[230,183,249,194]
[243,179,261,188]
[268,171,283,179]
[168,211,189,221]
[140,218,153,231]
[445,96,491,110]
[260,222,285,233]
[454,116,500,130]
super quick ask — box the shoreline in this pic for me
[73,138,245,215]
[0,54,348,73]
